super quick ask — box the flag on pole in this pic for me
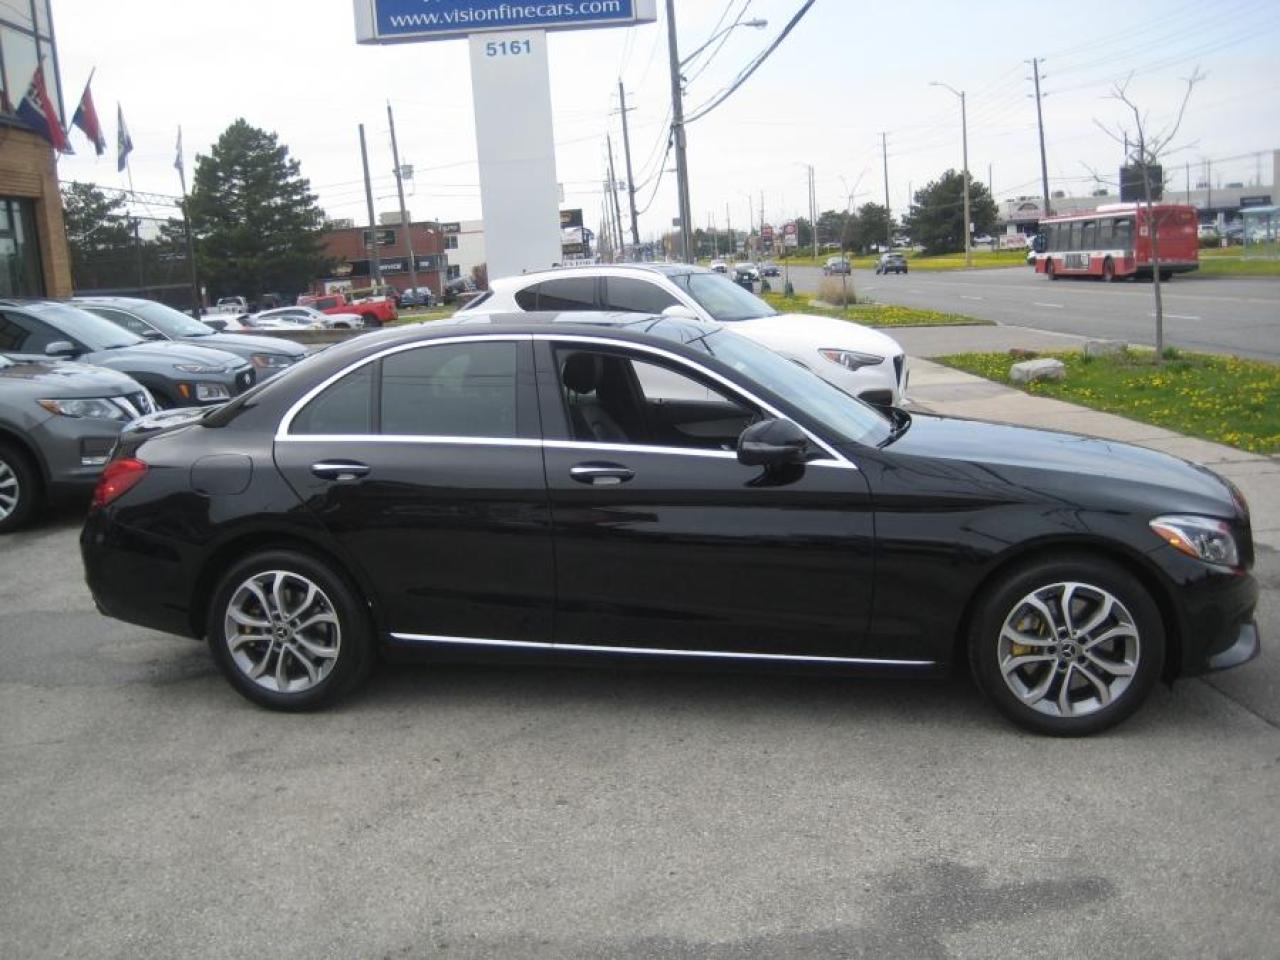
[116,104,133,172]
[174,126,184,175]
[71,72,107,155]
[16,65,72,153]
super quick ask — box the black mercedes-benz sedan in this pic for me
[80,312,1259,735]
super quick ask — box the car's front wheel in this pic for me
[0,441,40,534]
[969,555,1165,736]
[208,550,372,710]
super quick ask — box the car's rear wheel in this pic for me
[0,441,40,534]
[208,550,372,710]
[969,555,1165,736]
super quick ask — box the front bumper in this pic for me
[1205,620,1260,672]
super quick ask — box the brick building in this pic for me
[0,1,73,299]
[315,219,448,296]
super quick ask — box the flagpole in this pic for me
[175,125,203,317]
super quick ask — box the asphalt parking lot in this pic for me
[3,504,1278,959]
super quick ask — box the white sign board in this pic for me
[469,31,561,279]
[355,0,655,42]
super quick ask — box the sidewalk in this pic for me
[903,351,1280,550]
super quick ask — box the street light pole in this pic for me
[387,102,419,300]
[665,0,693,262]
[930,81,971,267]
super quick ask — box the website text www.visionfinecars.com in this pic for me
[386,1,625,30]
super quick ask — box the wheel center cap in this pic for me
[1061,641,1079,659]
[274,625,290,641]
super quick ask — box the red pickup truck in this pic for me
[298,292,398,328]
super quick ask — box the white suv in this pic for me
[463,264,907,406]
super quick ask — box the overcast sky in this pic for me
[50,0,1280,240]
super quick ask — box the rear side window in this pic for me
[290,365,375,435]
[515,278,596,311]
[85,307,151,337]
[600,277,679,314]
[381,342,517,438]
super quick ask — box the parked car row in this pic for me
[0,296,311,531]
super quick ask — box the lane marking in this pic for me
[1150,312,1202,321]
[960,295,984,301]
[1032,302,1064,309]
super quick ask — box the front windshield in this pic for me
[133,300,217,337]
[680,327,891,447]
[25,302,142,351]
[671,272,777,322]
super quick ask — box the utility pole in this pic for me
[606,134,625,257]
[881,132,891,247]
[809,164,818,260]
[358,123,382,286]
[960,92,971,267]
[1185,161,1190,204]
[617,80,641,249]
[174,125,202,316]
[387,102,419,299]
[726,202,732,258]
[665,0,692,262]
[1029,57,1052,219]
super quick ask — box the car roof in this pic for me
[489,263,710,289]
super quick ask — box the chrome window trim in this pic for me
[275,333,532,441]
[391,632,935,668]
[536,333,853,468]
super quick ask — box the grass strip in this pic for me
[761,292,991,327]
[936,349,1280,454]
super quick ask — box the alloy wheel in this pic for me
[223,570,341,693]
[0,457,19,522]
[997,581,1140,718]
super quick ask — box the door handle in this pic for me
[311,461,370,481]
[570,463,634,486]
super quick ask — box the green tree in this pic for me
[61,182,138,290]
[815,209,849,249]
[852,202,893,253]
[903,170,998,255]
[187,119,329,301]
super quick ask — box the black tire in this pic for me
[1102,257,1115,282]
[968,554,1165,736]
[207,549,373,711]
[0,441,41,534]
[1159,270,1172,281]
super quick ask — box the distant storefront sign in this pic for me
[1240,196,1272,208]
[438,221,462,234]
[362,228,397,247]
[355,0,656,43]
[349,254,444,276]
[783,221,798,248]
[560,208,584,229]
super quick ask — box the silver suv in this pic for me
[0,353,154,532]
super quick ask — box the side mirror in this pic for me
[660,304,700,321]
[44,340,77,357]
[141,330,166,341]
[737,418,809,468]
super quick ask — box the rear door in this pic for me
[272,335,554,644]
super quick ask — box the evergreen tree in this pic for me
[902,170,998,255]
[187,119,329,300]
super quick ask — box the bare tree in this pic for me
[1091,68,1205,359]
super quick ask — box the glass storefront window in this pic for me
[0,198,45,297]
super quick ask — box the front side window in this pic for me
[381,342,518,438]
[600,277,679,314]
[83,307,153,338]
[555,346,755,451]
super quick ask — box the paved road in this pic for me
[782,266,1280,360]
[2,506,1278,958]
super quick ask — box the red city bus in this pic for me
[1030,203,1199,281]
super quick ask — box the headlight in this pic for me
[1150,515,1240,567]
[194,383,231,401]
[251,353,293,370]
[37,397,131,421]
[819,348,884,371]
[174,363,226,374]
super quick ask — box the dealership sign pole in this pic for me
[354,1,657,281]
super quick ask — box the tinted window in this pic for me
[19,302,140,351]
[0,312,63,353]
[600,277,679,314]
[381,342,517,438]
[517,278,596,311]
[1080,220,1097,249]
[84,306,153,338]
[291,365,375,435]
[1113,217,1133,250]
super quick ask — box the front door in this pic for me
[273,336,554,644]
[536,337,877,660]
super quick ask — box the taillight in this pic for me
[91,458,148,509]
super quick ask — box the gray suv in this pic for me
[74,297,306,379]
[0,352,154,532]
[0,300,254,408]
